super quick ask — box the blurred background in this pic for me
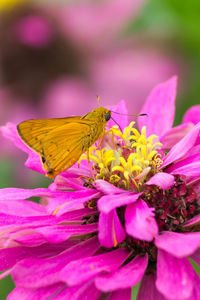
[0,0,200,298]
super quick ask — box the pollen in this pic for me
[79,123,163,191]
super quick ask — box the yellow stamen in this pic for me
[79,123,163,190]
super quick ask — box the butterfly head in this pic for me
[104,111,111,122]
[83,107,111,123]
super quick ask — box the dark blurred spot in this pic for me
[0,3,84,103]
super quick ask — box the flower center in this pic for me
[80,122,163,191]
[143,176,199,232]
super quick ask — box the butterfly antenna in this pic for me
[111,117,123,132]
[96,95,100,106]
[110,111,148,117]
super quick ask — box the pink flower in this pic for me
[1,77,200,299]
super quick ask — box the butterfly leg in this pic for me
[110,129,116,149]
[87,150,95,180]
[98,127,106,150]
[99,128,116,150]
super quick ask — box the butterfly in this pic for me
[17,107,111,178]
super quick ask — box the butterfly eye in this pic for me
[105,112,111,121]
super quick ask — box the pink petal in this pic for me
[7,284,65,300]
[93,179,127,195]
[162,122,200,167]
[190,271,200,300]
[108,288,131,300]
[0,213,58,228]
[54,281,100,300]
[98,210,126,248]
[52,189,99,202]
[95,254,148,291]
[155,231,200,258]
[156,249,194,300]
[0,122,43,174]
[0,122,30,154]
[190,248,200,268]
[0,240,76,271]
[98,192,142,213]
[12,237,99,288]
[25,153,45,174]
[12,230,45,247]
[0,208,90,230]
[186,144,200,158]
[160,123,193,149]
[45,188,101,216]
[108,100,129,130]
[125,199,158,241]
[170,161,200,178]
[46,190,100,215]
[62,164,91,178]
[59,207,96,221]
[0,200,48,216]
[60,248,129,286]
[0,188,53,201]
[183,213,200,227]
[138,76,177,137]
[183,105,200,125]
[50,175,85,191]
[137,273,164,300]
[35,223,98,243]
[146,173,174,190]
[166,153,200,173]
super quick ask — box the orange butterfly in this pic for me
[17,107,111,178]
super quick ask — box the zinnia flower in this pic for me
[0,76,200,300]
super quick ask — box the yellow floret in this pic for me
[79,123,163,189]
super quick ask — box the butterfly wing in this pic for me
[41,121,95,177]
[17,115,105,178]
[17,117,83,155]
